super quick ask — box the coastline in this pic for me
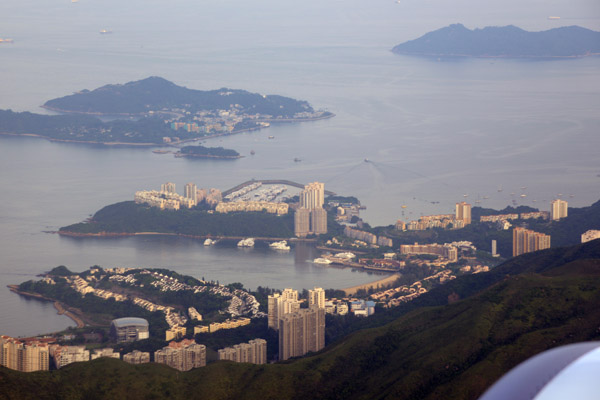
[56,230,314,243]
[0,111,334,148]
[391,51,600,59]
[174,152,243,159]
[7,285,85,329]
[341,273,401,296]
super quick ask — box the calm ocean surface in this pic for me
[0,0,599,337]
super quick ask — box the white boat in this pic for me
[204,239,216,246]
[237,238,255,247]
[313,258,332,265]
[269,240,290,251]
[334,252,355,259]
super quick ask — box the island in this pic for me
[392,24,600,58]
[0,77,334,146]
[174,145,241,159]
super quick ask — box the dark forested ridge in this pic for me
[392,24,600,58]
[3,240,600,400]
[43,76,315,117]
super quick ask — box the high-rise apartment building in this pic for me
[300,182,325,209]
[455,202,472,225]
[310,207,328,235]
[278,306,325,361]
[161,182,177,193]
[0,336,50,372]
[50,345,90,369]
[582,230,600,243]
[123,350,150,364]
[294,208,311,237]
[268,288,300,330]
[513,227,551,257]
[185,183,198,206]
[308,287,326,309]
[295,182,327,237]
[217,339,267,364]
[551,199,568,221]
[154,339,206,371]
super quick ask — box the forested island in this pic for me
[43,76,321,118]
[3,240,600,399]
[392,24,600,58]
[175,145,241,159]
[0,77,333,145]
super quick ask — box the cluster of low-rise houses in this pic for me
[166,102,325,138]
[135,182,222,211]
[52,267,261,335]
[215,200,289,215]
[370,269,457,308]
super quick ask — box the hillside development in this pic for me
[2,240,600,399]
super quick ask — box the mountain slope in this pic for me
[2,240,600,400]
[392,24,600,57]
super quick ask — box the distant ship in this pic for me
[0,38,14,43]
[204,238,217,246]
[250,150,255,155]
[100,29,113,34]
[294,158,302,162]
[269,240,290,251]
[268,136,274,139]
[313,257,332,265]
[237,238,255,248]
[547,16,561,20]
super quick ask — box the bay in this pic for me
[0,0,599,337]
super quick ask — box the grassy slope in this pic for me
[2,240,600,400]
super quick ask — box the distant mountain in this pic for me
[2,240,600,399]
[392,24,600,58]
[43,76,314,117]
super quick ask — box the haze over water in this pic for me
[0,0,599,337]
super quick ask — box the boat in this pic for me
[269,240,290,251]
[152,149,170,154]
[0,38,14,43]
[250,150,255,155]
[268,136,274,139]
[294,158,302,162]
[204,239,216,246]
[547,16,561,20]
[100,29,113,34]
[334,252,355,259]
[313,258,332,265]
[237,238,255,248]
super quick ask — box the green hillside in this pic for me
[43,77,314,118]
[59,201,295,238]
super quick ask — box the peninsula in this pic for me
[392,24,600,58]
[0,77,333,146]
